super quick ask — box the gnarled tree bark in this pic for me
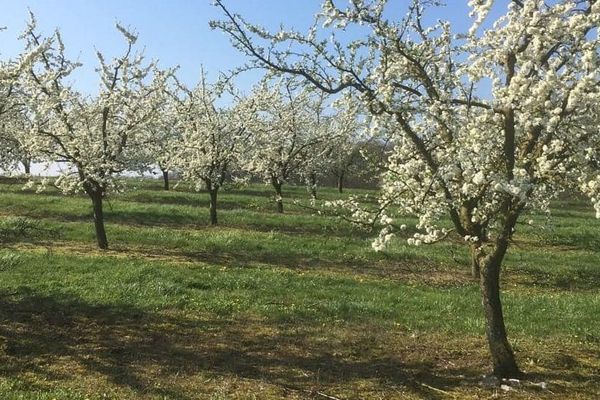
[209,187,218,225]
[162,168,169,191]
[90,190,108,250]
[271,176,284,213]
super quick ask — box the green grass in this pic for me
[0,178,598,399]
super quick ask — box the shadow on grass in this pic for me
[510,264,600,291]
[127,182,276,198]
[541,233,600,253]
[0,291,482,399]
[119,192,277,210]
[1,191,374,240]
[104,210,374,241]
[106,242,465,288]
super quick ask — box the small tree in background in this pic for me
[130,94,181,191]
[327,96,369,194]
[0,27,47,174]
[299,93,367,199]
[245,78,333,213]
[0,105,37,174]
[173,74,253,225]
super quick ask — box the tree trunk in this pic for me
[337,171,345,194]
[162,169,169,191]
[271,177,284,213]
[90,191,108,250]
[22,159,31,175]
[209,188,218,225]
[471,245,481,279]
[309,172,317,200]
[479,254,521,378]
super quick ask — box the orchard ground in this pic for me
[0,178,598,400]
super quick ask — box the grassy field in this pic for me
[0,178,598,399]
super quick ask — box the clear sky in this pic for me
[0,1,504,94]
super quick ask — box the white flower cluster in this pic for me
[372,225,395,252]
[468,0,494,35]
[581,178,600,219]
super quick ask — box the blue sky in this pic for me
[0,1,503,94]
